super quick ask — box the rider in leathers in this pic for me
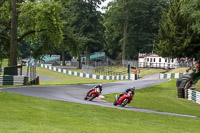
[117,86,135,101]
[84,84,102,100]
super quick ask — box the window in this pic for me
[154,58,156,62]
[147,58,149,62]
[172,59,174,63]
[159,58,161,62]
[165,58,167,62]
[150,58,152,62]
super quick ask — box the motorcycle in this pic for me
[113,91,133,107]
[84,88,101,101]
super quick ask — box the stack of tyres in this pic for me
[176,73,192,98]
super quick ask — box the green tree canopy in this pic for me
[103,0,168,60]
[66,0,105,65]
[156,0,200,59]
[0,0,63,66]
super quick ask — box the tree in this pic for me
[156,0,200,77]
[0,0,63,66]
[180,0,200,60]
[156,0,189,58]
[66,0,105,66]
[103,0,168,60]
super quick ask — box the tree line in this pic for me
[0,0,199,73]
[156,0,200,78]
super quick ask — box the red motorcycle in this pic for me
[113,91,133,107]
[84,88,101,101]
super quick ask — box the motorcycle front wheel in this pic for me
[89,94,96,101]
[121,99,128,107]
[113,100,118,106]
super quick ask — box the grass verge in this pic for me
[35,67,116,85]
[195,79,200,92]
[0,91,199,133]
[1,58,8,67]
[167,67,190,73]
[71,66,127,76]
[103,79,200,117]
[139,68,165,77]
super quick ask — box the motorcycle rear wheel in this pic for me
[113,100,118,106]
[89,94,96,101]
[121,99,128,107]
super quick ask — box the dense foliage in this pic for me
[65,0,105,65]
[1,0,199,68]
[156,0,200,77]
[156,0,200,60]
[0,0,63,65]
[103,0,168,60]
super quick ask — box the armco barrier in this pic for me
[0,75,28,86]
[39,64,135,80]
[160,73,186,79]
[188,89,200,104]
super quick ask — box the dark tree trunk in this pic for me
[10,0,18,66]
[86,46,90,65]
[122,19,128,64]
[62,49,65,66]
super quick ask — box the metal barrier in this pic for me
[30,65,37,84]
[188,88,200,104]
[82,65,93,74]
[0,75,28,86]
[4,65,22,75]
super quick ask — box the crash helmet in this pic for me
[131,86,135,91]
[99,84,103,88]
[97,84,102,91]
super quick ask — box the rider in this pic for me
[84,84,103,100]
[118,86,135,99]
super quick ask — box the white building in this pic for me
[138,53,178,69]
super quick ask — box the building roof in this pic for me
[138,53,161,58]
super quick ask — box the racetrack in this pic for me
[1,77,200,119]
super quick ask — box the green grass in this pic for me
[35,67,116,85]
[1,58,9,67]
[0,59,8,75]
[103,79,200,117]
[167,67,191,73]
[70,67,165,77]
[71,66,127,76]
[139,68,166,77]
[195,80,200,92]
[0,91,199,133]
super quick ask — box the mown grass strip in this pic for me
[139,68,165,77]
[0,91,199,133]
[27,67,116,85]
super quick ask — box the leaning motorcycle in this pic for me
[84,88,101,101]
[113,91,133,107]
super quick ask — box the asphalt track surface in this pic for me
[1,75,200,119]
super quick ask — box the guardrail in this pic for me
[0,75,28,86]
[188,89,200,104]
[160,73,186,79]
[39,64,136,80]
